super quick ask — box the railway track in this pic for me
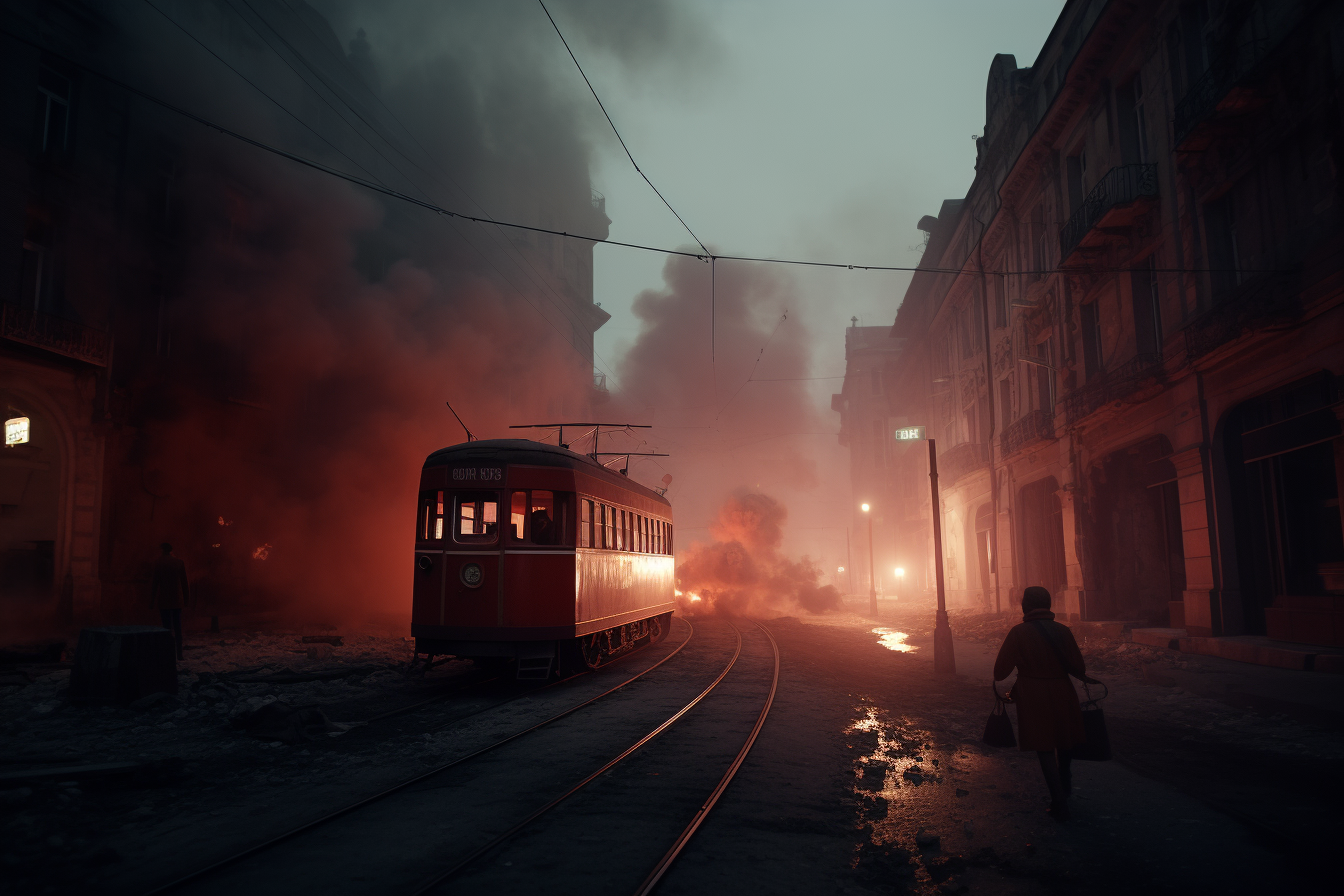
[143,617,779,896]
[142,618,697,896]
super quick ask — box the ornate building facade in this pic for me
[845,0,1344,643]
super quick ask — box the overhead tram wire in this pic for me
[0,27,1291,285]
[537,0,708,258]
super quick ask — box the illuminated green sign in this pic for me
[893,426,926,441]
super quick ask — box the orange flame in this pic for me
[252,543,271,560]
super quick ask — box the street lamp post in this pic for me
[861,503,876,616]
[894,425,956,673]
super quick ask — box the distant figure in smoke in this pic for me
[992,586,1098,820]
[530,509,554,546]
[151,543,190,661]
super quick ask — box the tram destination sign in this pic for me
[893,426,926,441]
[451,466,503,483]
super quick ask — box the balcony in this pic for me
[1000,410,1055,458]
[1058,164,1158,264]
[936,440,990,486]
[1,303,110,367]
[1174,39,1275,149]
[1062,353,1164,424]
[1182,271,1301,362]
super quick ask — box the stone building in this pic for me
[0,1,609,634]
[846,0,1344,644]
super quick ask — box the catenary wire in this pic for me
[0,27,1289,281]
[537,0,709,258]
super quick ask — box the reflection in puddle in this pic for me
[845,704,952,847]
[872,628,917,652]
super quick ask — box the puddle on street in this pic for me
[871,628,917,652]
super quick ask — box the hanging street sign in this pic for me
[893,425,926,441]
[5,417,30,447]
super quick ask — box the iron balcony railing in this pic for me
[1174,38,1272,146]
[1059,164,1158,262]
[1062,353,1163,423]
[937,440,990,486]
[1182,271,1300,361]
[999,409,1055,458]
[1,303,111,366]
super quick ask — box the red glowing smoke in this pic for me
[675,492,841,616]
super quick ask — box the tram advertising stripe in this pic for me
[143,618,696,896]
[409,622,746,896]
[633,620,781,895]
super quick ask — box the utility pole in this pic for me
[895,425,956,673]
[928,439,956,673]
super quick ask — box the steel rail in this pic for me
[409,622,746,896]
[143,617,695,896]
[633,620,780,895]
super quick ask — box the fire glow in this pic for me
[252,543,272,560]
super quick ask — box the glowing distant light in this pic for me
[689,595,702,602]
[5,416,30,446]
[894,567,905,577]
[837,566,845,573]
[860,503,870,512]
[252,543,272,560]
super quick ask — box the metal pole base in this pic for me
[933,609,956,673]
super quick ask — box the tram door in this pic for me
[412,488,448,625]
[443,490,501,626]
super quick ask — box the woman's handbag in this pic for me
[982,680,1016,748]
[1072,681,1112,761]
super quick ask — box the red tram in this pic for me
[410,440,675,677]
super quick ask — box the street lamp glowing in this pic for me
[894,567,905,577]
[860,502,870,512]
[837,566,845,573]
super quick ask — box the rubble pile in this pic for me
[1078,638,1186,675]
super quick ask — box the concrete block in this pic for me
[1177,637,1312,671]
[1132,628,1186,649]
[1311,653,1344,674]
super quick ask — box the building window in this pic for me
[37,66,71,153]
[1066,151,1086,213]
[19,241,44,311]
[993,273,1008,328]
[1033,339,1055,413]
[1118,74,1150,164]
[999,378,1013,424]
[1080,301,1103,378]
[1131,256,1163,355]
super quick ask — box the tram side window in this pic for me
[529,490,557,545]
[603,504,614,549]
[419,490,444,541]
[643,516,650,553]
[454,492,498,543]
[509,491,527,542]
[667,523,673,553]
[580,499,592,548]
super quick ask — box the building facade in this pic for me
[844,0,1344,644]
[1,0,610,634]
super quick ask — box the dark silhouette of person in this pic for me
[992,585,1099,820]
[529,508,554,545]
[151,543,190,661]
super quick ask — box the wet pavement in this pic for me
[1,606,1339,894]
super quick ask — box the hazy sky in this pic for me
[574,0,1067,386]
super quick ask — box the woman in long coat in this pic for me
[993,586,1096,819]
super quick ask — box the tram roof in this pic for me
[424,439,670,506]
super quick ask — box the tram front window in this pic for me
[454,492,499,544]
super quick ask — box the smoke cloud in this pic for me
[675,493,841,616]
